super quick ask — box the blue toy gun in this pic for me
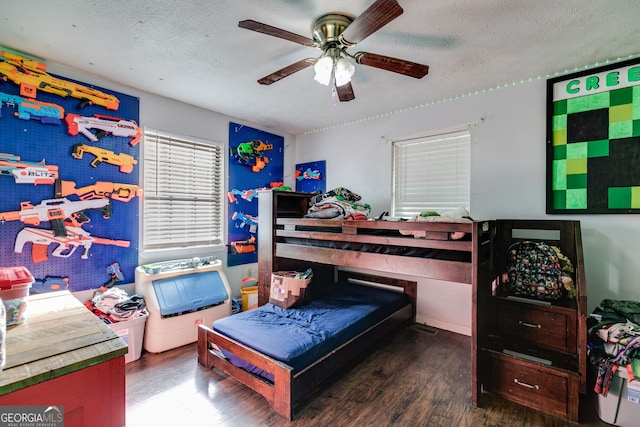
[231,211,258,233]
[0,91,65,125]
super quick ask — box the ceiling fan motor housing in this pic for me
[312,14,354,48]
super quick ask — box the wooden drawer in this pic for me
[497,301,575,352]
[489,355,574,420]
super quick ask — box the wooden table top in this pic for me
[0,290,127,395]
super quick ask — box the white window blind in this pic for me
[142,130,224,250]
[392,130,470,217]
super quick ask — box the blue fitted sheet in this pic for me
[212,282,410,373]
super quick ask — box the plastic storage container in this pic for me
[241,286,258,311]
[109,311,149,363]
[0,266,33,326]
[240,276,258,311]
[592,364,640,427]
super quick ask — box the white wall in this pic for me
[296,80,640,335]
[48,62,640,330]
[46,63,296,300]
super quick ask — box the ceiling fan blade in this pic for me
[257,58,314,85]
[239,20,316,47]
[354,52,429,79]
[339,0,403,46]
[335,81,355,102]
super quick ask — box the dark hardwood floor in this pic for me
[126,326,611,427]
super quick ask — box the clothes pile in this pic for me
[588,299,640,396]
[304,187,371,220]
[85,287,147,324]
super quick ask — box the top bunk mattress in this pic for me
[212,281,410,372]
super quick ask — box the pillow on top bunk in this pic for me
[400,213,471,240]
[269,271,312,309]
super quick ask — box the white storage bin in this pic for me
[109,312,148,363]
[593,364,640,427]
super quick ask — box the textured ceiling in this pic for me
[2,0,640,135]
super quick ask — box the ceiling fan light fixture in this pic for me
[334,56,355,87]
[240,0,429,102]
[313,56,333,86]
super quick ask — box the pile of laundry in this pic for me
[85,287,147,324]
[304,187,371,220]
[588,299,640,396]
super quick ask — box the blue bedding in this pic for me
[212,282,410,375]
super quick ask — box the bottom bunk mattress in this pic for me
[212,281,411,378]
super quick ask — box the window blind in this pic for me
[392,130,470,217]
[143,130,224,250]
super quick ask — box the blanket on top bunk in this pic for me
[212,281,410,380]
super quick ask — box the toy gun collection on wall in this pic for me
[0,50,120,110]
[0,49,140,291]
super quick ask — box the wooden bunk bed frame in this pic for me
[198,190,495,419]
[475,219,587,421]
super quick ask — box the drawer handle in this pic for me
[514,379,540,390]
[519,320,541,329]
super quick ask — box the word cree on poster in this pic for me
[554,63,640,100]
[0,48,140,292]
[547,57,640,214]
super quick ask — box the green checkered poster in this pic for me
[547,58,640,213]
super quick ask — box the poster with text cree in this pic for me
[547,57,640,214]
[0,49,140,293]
[228,122,284,266]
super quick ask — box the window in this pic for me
[142,129,224,251]
[392,130,470,217]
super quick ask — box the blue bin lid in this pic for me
[152,271,228,317]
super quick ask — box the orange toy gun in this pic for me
[71,143,137,173]
[0,153,59,185]
[0,197,112,237]
[57,180,142,202]
[0,50,119,110]
[65,113,143,146]
[229,235,256,254]
[14,226,130,264]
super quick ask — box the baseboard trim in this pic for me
[415,315,471,336]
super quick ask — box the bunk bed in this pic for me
[197,192,587,420]
[198,191,495,419]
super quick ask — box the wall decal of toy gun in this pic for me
[231,211,258,233]
[56,180,142,202]
[0,152,59,185]
[65,113,143,146]
[0,50,120,110]
[14,226,130,264]
[71,143,137,173]
[0,91,65,124]
[0,197,112,237]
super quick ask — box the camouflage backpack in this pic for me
[506,241,564,300]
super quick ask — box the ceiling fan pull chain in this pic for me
[331,81,339,105]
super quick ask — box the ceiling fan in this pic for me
[238,0,429,102]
